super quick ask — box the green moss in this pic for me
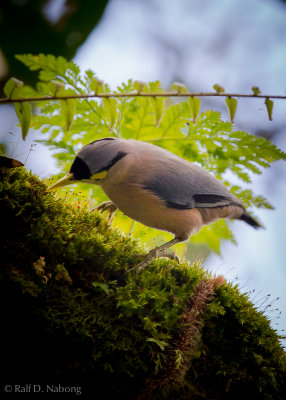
[0,167,285,399]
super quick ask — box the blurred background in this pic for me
[1,0,286,335]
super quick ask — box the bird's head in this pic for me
[48,137,128,190]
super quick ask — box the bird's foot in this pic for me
[130,248,159,273]
[90,200,117,213]
[90,201,118,223]
[159,251,179,262]
[130,249,179,274]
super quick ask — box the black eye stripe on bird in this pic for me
[96,151,128,174]
[48,138,262,271]
[69,151,128,180]
[70,156,92,180]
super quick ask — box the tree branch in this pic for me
[1,91,286,104]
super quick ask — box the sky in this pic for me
[1,0,286,334]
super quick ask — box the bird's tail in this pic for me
[239,211,262,229]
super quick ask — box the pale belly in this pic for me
[102,183,162,228]
[100,182,202,240]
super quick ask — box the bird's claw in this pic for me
[159,251,179,262]
[90,201,117,222]
[130,249,179,274]
[90,200,117,213]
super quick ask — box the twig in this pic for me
[1,91,286,104]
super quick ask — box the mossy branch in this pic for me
[137,277,225,399]
[1,165,285,399]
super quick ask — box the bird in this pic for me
[48,137,261,271]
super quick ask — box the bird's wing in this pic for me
[140,157,240,210]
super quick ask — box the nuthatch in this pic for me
[48,137,261,271]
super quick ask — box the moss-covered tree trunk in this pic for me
[1,166,285,399]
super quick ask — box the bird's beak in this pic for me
[47,173,74,191]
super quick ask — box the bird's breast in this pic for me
[101,181,161,223]
[100,181,203,240]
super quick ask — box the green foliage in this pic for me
[188,96,200,123]
[4,77,32,139]
[213,83,225,93]
[225,96,238,123]
[187,284,286,400]
[4,77,24,98]
[252,86,261,96]
[0,167,285,399]
[14,101,32,139]
[265,97,274,121]
[9,54,286,254]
